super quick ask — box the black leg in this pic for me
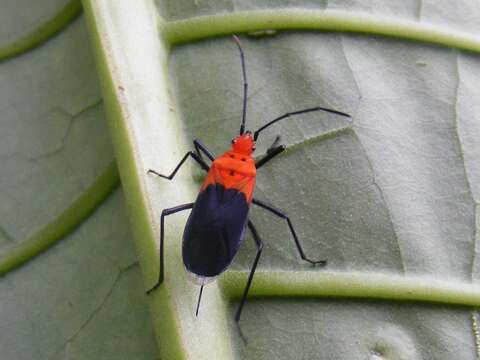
[235,220,264,323]
[146,203,194,294]
[252,198,327,266]
[267,135,281,153]
[255,145,286,169]
[147,151,209,180]
[193,139,215,162]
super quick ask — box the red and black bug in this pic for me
[147,36,350,323]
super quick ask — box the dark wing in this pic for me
[182,183,250,277]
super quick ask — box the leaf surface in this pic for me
[83,0,480,359]
[0,3,159,359]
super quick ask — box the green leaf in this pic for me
[85,1,480,359]
[0,2,158,358]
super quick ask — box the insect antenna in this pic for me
[253,106,351,141]
[196,285,204,317]
[232,35,248,135]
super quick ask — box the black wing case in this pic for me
[182,184,250,277]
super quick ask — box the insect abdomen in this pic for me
[182,184,249,278]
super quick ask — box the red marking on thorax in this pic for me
[200,152,256,203]
[200,132,257,202]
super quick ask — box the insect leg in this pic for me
[193,139,215,162]
[255,145,286,169]
[235,220,263,323]
[147,151,209,180]
[146,203,194,294]
[252,198,327,266]
[267,135,281,153]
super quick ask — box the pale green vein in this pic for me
[221,271,480,307]
[161,9,480,54]
[472,312,480,358]
[0,0,82,61]
[0,162,119,274]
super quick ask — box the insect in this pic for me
[147,36,350,323]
